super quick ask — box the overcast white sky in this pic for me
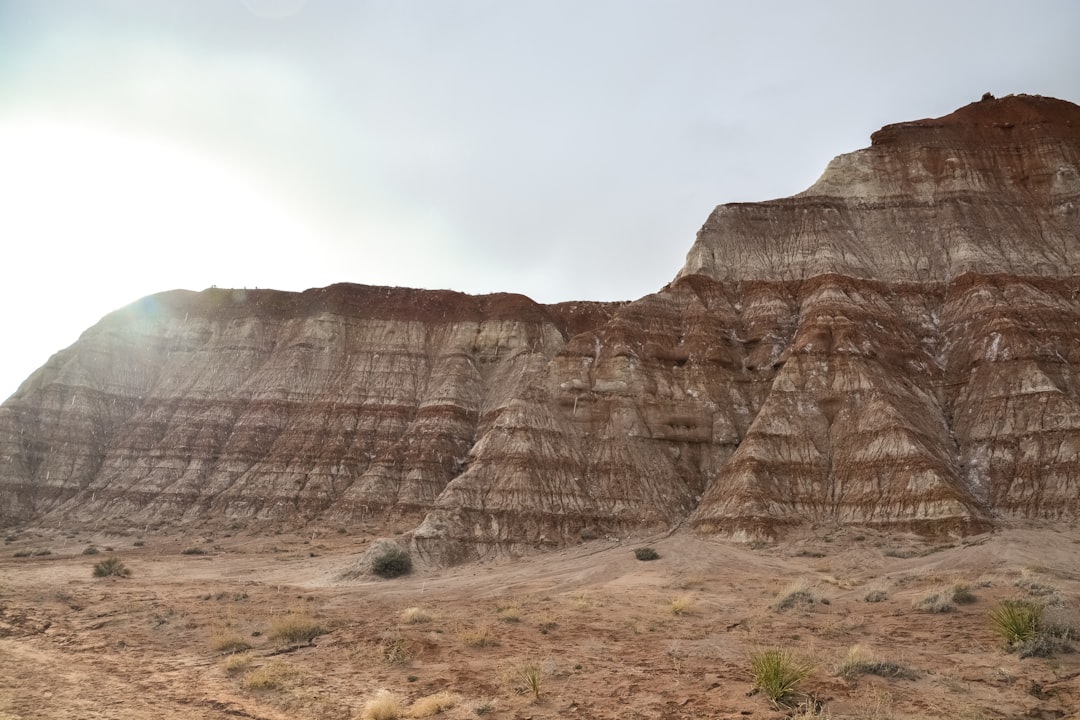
[1,0,1078,400]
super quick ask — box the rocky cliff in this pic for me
[2,94,1079,560]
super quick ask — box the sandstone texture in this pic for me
[2,94,1079,561]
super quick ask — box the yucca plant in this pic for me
[990,599,1044,646]
[749,647,814,708]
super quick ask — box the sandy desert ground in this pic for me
[2,522,1079,719]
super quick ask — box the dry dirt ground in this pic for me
[2,523,1079,719]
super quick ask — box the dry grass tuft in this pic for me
[222,652,254,675]
[241,661,296,691]
[400,606,434,624]
[748,647,814,708]
[835,644,918,681]
[408,691,460,717]
[669,594,696,616]
[361,689,402,720]
[269,611,325,645]
[209,627,252,654]
[459,624,498,648]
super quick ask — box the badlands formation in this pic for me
[2,95,1080,720]
[2,94,1080,562]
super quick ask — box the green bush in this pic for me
[93,557,132,578]
[749,648,813,708]
[634,547,660,561]
[372,546,413,578]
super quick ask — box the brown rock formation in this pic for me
[2,94,1079,561]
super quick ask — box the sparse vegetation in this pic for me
[269,611,325,645]
[951,583,977,605]
[81,545,100,555]
[517,662,544,701]
[373,632,412,666]
[92,556,131,578]
[460,624,498,648]
[241,661,295,691]
[495,597,524,623]
[864,587,888,603]
[836,645,918,681]
[748,647,814,708]
[772,580,817,611]
[915,586,958,613]
[399,606,434,624]
[409,691,461,717]
[181,546,208,555]
[991,599,1044,652]
[361,689,402,720]
[1015,573,1059,599]
[210,628,252,654]
[372,545,413,578]
[669,594,696,616]
[222,652,254,675]
[634,546,660,561]
[468,698,496,716]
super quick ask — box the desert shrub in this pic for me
[460,624,498,648]
[82,545,100,555]
[361,689,402,720]
[836,645,918,681]
[749,647,814,708]
[92,557,132,578]
[468,698,496,716]
[222,652,254,675]
[864,588,888,603]
[374,632,412,666]
[772,580,817,611]
[12,550,31,558]
[669,595,696,616]
[32,548,52,556]
[241,661,294,691]
[951,583,977,605]
[634,547,660,561]
[409,691,461,717]
[399,606,433,624]
[915,588,955,613]
[181,546,208,556]
[210,628,252,654]
[269,612,325,645]
[372,545,412,578]
[497,604,523,623]
[1015,574,1059,599]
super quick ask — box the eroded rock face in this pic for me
[0,285,621,527]
[2,94,1079,560]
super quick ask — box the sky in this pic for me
[1,0,1078,400]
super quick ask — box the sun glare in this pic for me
[0,118,326,397]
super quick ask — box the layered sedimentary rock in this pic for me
[0,285,620,525]
[2,94,1079,559]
